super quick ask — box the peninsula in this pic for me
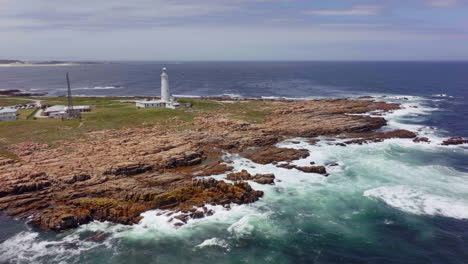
[0,60,107,67]
[0,95,421,231]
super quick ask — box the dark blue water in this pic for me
[1,61,467,137]
[1,62,468,264]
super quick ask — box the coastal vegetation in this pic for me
[0,96,272,159]
[0,98,28,106]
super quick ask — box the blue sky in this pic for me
[1,0,467,61]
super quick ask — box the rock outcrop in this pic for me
[338,129,417,145]
[0,98,404,231]
[413,137,430,143]
[277,164,328,176]
[441,137,468,146]
[242,146,310,165]
[226,170,275,185]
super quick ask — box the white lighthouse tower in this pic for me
[161,67,170,102]
[135,67,180,109]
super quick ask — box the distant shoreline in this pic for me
[0,60,109,67]
[0,63,83,67]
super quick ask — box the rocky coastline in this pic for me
[0,98,426,231]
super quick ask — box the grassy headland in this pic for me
[0,96,272,158]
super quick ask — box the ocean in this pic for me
[0,61,467,264]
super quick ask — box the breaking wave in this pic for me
[74,86,124,90]
[364,186,468,219]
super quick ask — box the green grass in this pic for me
[231,109,271,124]
[179,99,272,123]
[82,104,195,131]
[0,97,273,159]
[0,98,31,107]
[17,109,36,120]
[179,99,223,112]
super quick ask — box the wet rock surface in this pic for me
[0,98,403,231]
[441,137,468,146]
[242,146,310,165]
[226,170,276,185]
[413,137,430,143]
[338,129,417,145]
[277,164,328,176]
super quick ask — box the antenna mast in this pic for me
[65,73,80,119]
[66,73,73,111]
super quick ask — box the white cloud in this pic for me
[0,0,273,29]
[302,5,383,16]
[427,0,460,8]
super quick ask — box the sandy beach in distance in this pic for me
[0,63,81,67]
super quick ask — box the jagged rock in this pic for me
[276,163,327,176]
[226,170,252,181]
[64,173,92,184]
[307,139,320,145]
[295,166,327,175]
[192,210,205,219]
[340,129,417,145]
[413,137,430,143]
[194,161,233,176]
[252,174,275,185]
[276,163,296,169]
[104,162,153,176]
[242,146,309,164]
[0,158,16,166]
[226,170,275,185]
[163,151,204,168]
[86,232,110,242]
[441,137,468,146]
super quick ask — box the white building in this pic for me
[0,108,18,121]
[135,68,181,109]
[135,100,165,108]
[44,105,91,118]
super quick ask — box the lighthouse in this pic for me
[161,67,170,102]
[135,67,180,109]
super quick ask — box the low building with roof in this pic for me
[0,107,18,121]
[44,105,91,118]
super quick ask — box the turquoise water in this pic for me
[1,96,468,263]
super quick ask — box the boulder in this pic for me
[242,146,309,164]
[413,137,430,143]
[441,137,468,146]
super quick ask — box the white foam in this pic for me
[227,215,254,238]
[74,86,123,90]
[0,231,101,263]
[364,186,468,219]
[195,238,229,249]
[173,94,201,98]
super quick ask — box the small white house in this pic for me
[136,100,165,108]
[44,105,90,118]
[0,107,18,121]
[135,99,181,109]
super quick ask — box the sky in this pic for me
[1,0,467,61]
